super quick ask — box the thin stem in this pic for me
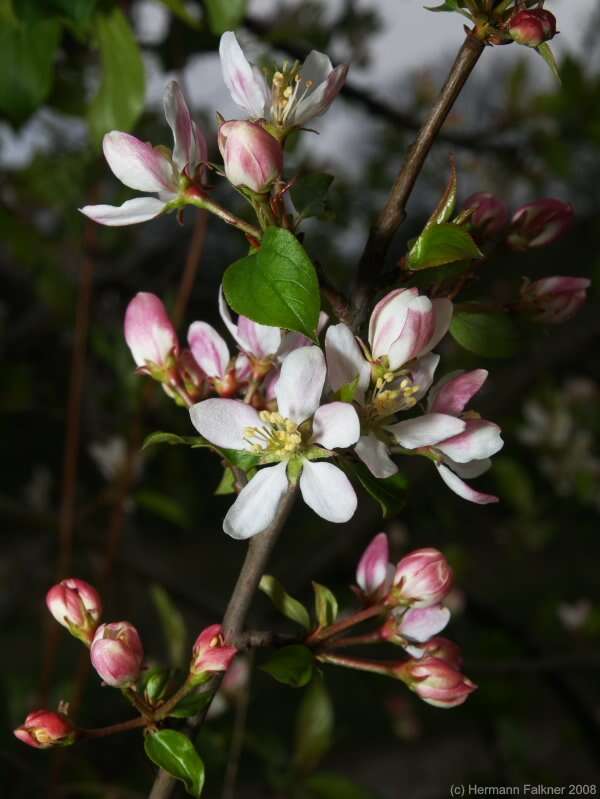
[306,603,385,645]
[221,652,254,799]
[173,209,208,329]
[184,194,262,242]
[153,679,195,722]
[316,652,399,677]
[351,31,486,327]
[147,484,299,799]
[78,716,149,739]
[324,631,383,650]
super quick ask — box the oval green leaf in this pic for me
[407,223,482,270]
[144,730,205,797]
[259,575,311,630]
[450,309,519,358]
[261,645,314,688]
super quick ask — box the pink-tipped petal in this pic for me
[102,131,176,193]
[237,316,281,359]
[79,196,167,226]
[223,462,289,540]
[436,463,499,504]
[356,532,390,595]
[399,605,451,643]
[429,369,488,415]
[299,460,357,523]
[423,298,453,354]
[388,413,466,450]
[163,80,207,174]
[311,402,360,450]
[188,321,230,378]
[436,419,503,463]
[388,296,434,369]
[189,398,261,451]
[368,288,417,358]
[124,292,178,368]
[276,346,326,424]
[219,31,269,118]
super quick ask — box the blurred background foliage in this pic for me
[1,0,599,797]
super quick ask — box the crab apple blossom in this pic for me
[382,604,451,645]
[80,81,207,226]
[14,710,76,749]
[124,293,179,375]
[219,31,348,134]
[508,9,557,48]
[507,198,573,251]
[391,548,453,608]
[389,369,503,504]
[355,533,394,602]
[463,192,509,239]
[189,346,360,539]
[397,656,476,708]
[218,120,283,194]
[189,625,238,683]
[46,578,102,645]
[405,636,464,669]
[90,622,144,687]
[520,276,591,324]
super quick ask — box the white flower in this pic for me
[189,346,360,539]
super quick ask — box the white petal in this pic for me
[388,413,466,449]
[436,463,499,504]
[163,80,207,173]
[311,402,360,450]
[276,346,326,424]
[399,605,451,642]
[102,131,176,193]
[219,31,268,118]
[237,316,281,359]
[223,463,289,539]
[187,321,230,378]
[436,420,503,463]
[419,298,453,355]
[325,323,370,401]
[369,288,417,359]
[410,353,440,402]
[355,434,398,478]
[299,460,357,523]
[79,197,167,227]
[218,286,241,344]
[189,399,261,450]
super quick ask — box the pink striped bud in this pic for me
[463,192,508,239]
[508,9,557,48]
[124,293,178,373]
[508,198,573,251]
[382,604,451,645]
[190,624,237,683]
[218,121,283,194]
[397,656,476,708]
[520,276,590,324]
[14,710,76,749]
[391,548,453,608]
[405,636,464,670]
[46,578,102,645]
[90,622,144,687]
[356,533,394,602]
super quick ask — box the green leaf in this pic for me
[536,42,561,84]
[312,583,338,628]
[50,0,97,27]
[214,467,236,495]
[261,645,314,688]
[0,17,61,123]
[140,667,172,705]
[88,7,145,148]
[204,0,245,33]
[424,158,457,229]
[305,772,379,799]
[345,461,407,518]
[291,173,335,220]
[150,584,187,668]
[142,431,207,450]
[158,0,202,29]
[450,308,519,358]
[407,223,482,271]
[135,489,191,529]
[223,227,320,340]
[259,575,311,630]
[144,730,205,797]
[169,687,213,718]
[294,676,334,773]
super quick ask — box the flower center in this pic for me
[244,411,303,455]
[271,63,314,126]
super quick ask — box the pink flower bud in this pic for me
[508,198,573,251]
[14,710,76,749]
[90,622,144,687]
[356,533,394,601]
[392,548,453,608]
[508,9,557,48]
[382,605,451,644]
[463,192,508,239]
[190,624,237,681]
[124,292,178,370]
[520,276,590,324]
[405,636,464,670]
[398,657,476,708]
[218,121,283,194]
[46,578,102,645]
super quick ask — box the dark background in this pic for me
[1,1,599,797]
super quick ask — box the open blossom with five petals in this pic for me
[189,346,360,539]
[219,31,348,134]
[80,81,207,226]
[389,369,503,504]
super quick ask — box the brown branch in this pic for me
[351,32,486,327]
[221,652,254,799]
[173,210,208,329]
[147,484,299,799]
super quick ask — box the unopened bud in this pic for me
[508,9,557,48]
[46,578,102,645]
[391,548,453,608]
[124,293,178,374]
[90,622,144,687]
[397,656,476,708]
[463,192,508,240]
[190,624,237,683]
[14,710,76,749]
[520,276,590,324]
[508,198,573,251]
[218,120,283,194]
[356,533,394,603]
